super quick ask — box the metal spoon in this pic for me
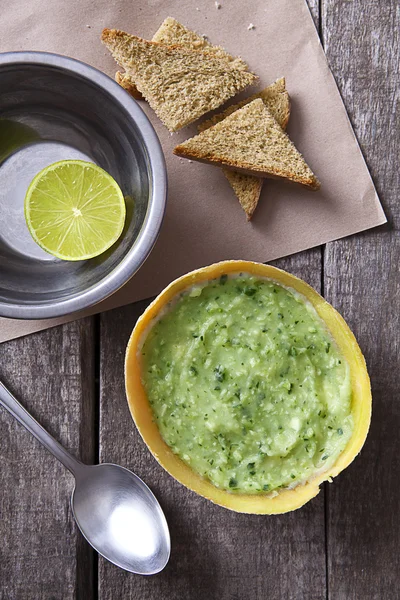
[0,381,170,575]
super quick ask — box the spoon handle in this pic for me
[0,380,83,477]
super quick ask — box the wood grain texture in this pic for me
[0,318,95,600]
[322,1,400,598]
[98,250,327,600]
[306,0,320,28]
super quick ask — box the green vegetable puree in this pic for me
[141,274,353,494]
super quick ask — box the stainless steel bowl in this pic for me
[0,52,167,319]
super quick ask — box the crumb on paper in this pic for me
[86,24,91,28]
[201,34,209,40]
[248,23,256,30]
[215,1,221,8]
[196,7,200,10]
[188,160,193,163]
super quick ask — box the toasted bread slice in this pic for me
[115,71,143,99]
[198,77,290,132]
[152,17,247,69]
[102,29,257,131]
[174,99,320,189]
[115,17,248,100]
[198,78,291,219]
[223,172,264,220]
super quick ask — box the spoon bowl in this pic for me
[72,463,170,575]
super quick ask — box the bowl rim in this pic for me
[0,51,167,320]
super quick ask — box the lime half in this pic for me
[25,160,126,261]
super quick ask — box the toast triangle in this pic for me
[175,99,320,189]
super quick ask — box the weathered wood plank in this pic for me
[98,249,327,600]
[306,0,320,28]
[324,235,400,600]
[0,318,96,600]
[322,1,400,598]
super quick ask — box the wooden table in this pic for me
[1,2,399,598]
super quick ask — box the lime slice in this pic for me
[25,160,126,261]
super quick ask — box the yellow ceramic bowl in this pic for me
[125,261,371,514]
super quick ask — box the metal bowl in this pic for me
[0,52,167,319]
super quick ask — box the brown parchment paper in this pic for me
[0,0,386,343]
